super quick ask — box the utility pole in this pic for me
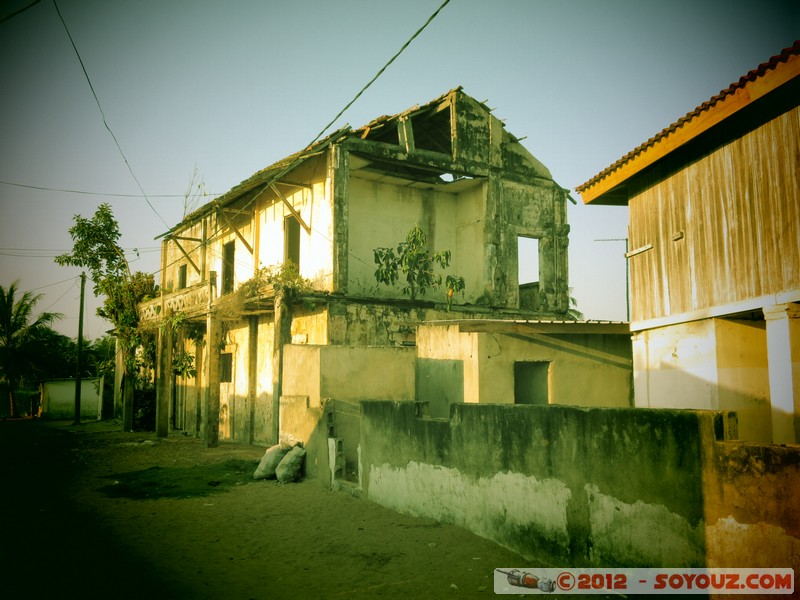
[73,272,86,425]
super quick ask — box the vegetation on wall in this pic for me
[373,225,465,309]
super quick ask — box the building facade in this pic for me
[138,88,579,451]
[577,42,800,443]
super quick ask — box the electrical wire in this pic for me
[0,0,42,24]
[306,0,450,155]
[40,0,452,320]
[214,0,451,229]
[0,246,160,258]
[39,276,77,313]
[51,0,170,230]
[0,180,220,199]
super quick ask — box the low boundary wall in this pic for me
[360,402,733,566]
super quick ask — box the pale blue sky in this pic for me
[1,0,797,339]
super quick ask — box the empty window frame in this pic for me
[514,361,550,405]
[284,216,300,268]
[178,264,187,290]
[518,236,540,285]
[222,241,235,294]
[220,352,233,383]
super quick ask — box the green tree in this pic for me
[373,225,465,309]
[55,204,156,424]
[0,282,61,417]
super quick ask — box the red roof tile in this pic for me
[576,40,800,195]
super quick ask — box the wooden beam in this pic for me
[217,207,254,254]
[172,237,201,275]
[269,183,311,234]
[273,180,313,190]
[397,117,415,154]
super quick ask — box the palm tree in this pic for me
[0,282,61,417]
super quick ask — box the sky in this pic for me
[1,0,798,340]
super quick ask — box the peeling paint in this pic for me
[368,461,572,557]
[706,516,800,568]
[585,483,705,567]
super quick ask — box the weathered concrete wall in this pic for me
[346,177,470,303]
[257,176,334,289]
[416,324,632,415]
[283,344,416,478]
[703,441,800,587]
[40,378,104,420]
[714,318,771,442]
[634,318,773,441]
[361,402,726,566]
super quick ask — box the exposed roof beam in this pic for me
[269,183,311,234]
[217,207,254,254]
[172,238,201,275]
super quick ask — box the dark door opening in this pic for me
[284,216,300,268]
[222,241,235,294]
[514,361,550,405]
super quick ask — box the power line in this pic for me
[40,276,77,313]
[205,0,451,246]
[51,0,170,229]
[0,0,42,24]
[0,180,220,199]
[0,246,160,258]
[305,0,451,156]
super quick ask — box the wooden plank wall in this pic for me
[628,106,800,323]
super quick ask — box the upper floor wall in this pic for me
[152,88,571,317]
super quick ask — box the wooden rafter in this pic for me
[269,183,311,234]
[218,207,254,254]
[171,237,201,275]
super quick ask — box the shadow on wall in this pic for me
[633,357,776,443]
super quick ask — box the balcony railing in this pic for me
[138,282,211,325]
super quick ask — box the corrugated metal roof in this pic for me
[576,40,800,195]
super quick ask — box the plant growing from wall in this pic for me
[240,261,314,306]
[373,225,465,309]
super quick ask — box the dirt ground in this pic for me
[0,418,532,599]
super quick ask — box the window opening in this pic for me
[514,361,550,405]
[518,236,539,285]
[284,216,300,268]
[410,108,452,155]
[222,241,235,294]
[220,353,233,383]
[178,264,187,290]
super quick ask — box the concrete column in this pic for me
[155,316,173,438]
[763,303,800,443]
[271,289,293,445]
[205,310,221,448]
[248,317,258,445]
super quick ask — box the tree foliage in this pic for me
[0,281,61,416]
[373,225,465,309]
[55,204,156,371]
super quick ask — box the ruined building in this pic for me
[137,88,580,468]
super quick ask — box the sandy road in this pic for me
[0,419,533,599]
